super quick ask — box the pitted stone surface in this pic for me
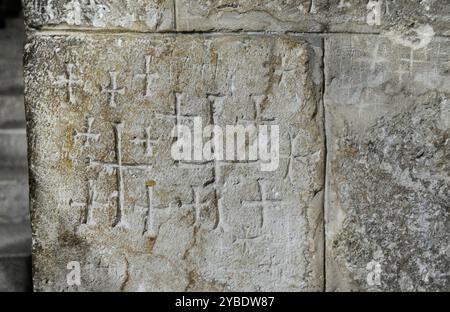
[24,0,174,31]
[25,34,325,291]
[175,0,450,35]
[24,1,450,36]
[325,35,450,291]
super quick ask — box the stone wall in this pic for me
[23,0,449,291]
[0,3,32,292]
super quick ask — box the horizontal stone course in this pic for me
[177,0,450,35]
[23,1,450,35]
[23,0,174,31]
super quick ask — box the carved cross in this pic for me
[135,55,158,97]
[54,63,83,106]
[131,126,158,158]
[89,123,152,227]
[74,117,100,151]
[70,180,107,225]
[103,71,125,107]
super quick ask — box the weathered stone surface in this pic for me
[0,257,32,291]
[23,1,450,35]
[25,34,325,291]
[325,34,450,291]
[176,0,325,32]
[176,0,450,35]
[23,0,174,31]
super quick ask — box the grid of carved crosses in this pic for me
[25,34,325,291]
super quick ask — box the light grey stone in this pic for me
[0,257,32,292]
[324,34,450,291]
[0,95,26,129]
[23,0,174,31]
[25,34,325,291]
[175,0,325,32]
[175,0,450,36]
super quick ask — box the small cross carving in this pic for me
[89,122,153,227]
[135,55,158,97]
[131,126,158,158]
[74,117,100,151]
[54,63,83,106]
[102,71,125,107]
[70,180,107,225]
[241,180,282,228]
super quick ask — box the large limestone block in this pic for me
[25,34,325,291]
[23,0,174,31]
[325,34,450,291]
[176,0,450,35]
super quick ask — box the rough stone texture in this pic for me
[0,257,32,292]
[25,34,325,291]
[325,34,450,291]
[23,1,450,36]
[23,0,174,31]
[175,0,450,35]
[22,0,450,292]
